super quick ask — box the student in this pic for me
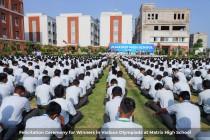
[147,75,162,99]
[52,85,83,128]
[197,80,210,118]
[84,71,93,96]
[148,83,174,111]
[205,69,210,81]
[23,102,64,140]
[173,77,191,100]
[4,68,15,87]
[35,76,54,109]
[107,69,117,88]
[50,69,62,90]
[136,67,145,86]
[0,73,14,106]
[162,72,173,90]
[68,65,77,80]
[78,73,88,97]
[15,66,29,86]
[66,79,88,109]
[92,65,99,83]
[140,69,154,96]
[60,69,73,87]
[37,70,48,86]
[173,68,187,83]
[100,98,143,140]
[188,71,203,93]
[154,91,200,139]
[23,70,37,98]
[106,79,119,103]
[116,71,126,95]
[104,86,123,123]
[0,86,39,140]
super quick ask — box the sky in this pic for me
[23,0,210,47]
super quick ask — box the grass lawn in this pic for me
[28,59,210,140]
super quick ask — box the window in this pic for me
[173,26,186,31]
[174,14,176,20]
[155,14,158,20]
[154,26,159,30]
[13,4,18,11]
[15,31,19,38]
[53,32,55,35]
[161,37,164,41]
[182,14,185,19]
[52,23,55,27]
[113,20,119,43]
[148,14,150,20]
[178,14,180,19]
[48,22,51,26]
[154,37,157,42]
[152,14,154,19]
[1,13,6,22]
[161,37,169,42]
[49,39,51,43]
[161,26,170,30]
[15,17,18,25]
[173,37,178,42]
[53,40,56,44]
[0,0,5,6]
[48,31,51,34]
[2,28,6,37]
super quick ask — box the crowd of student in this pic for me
[120,56,210,140]
[0,55,108,140]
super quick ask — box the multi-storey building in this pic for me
[56,13,99,47]
[100,12,132,47]
[190,32,208,52]
[0,0,25,49]
[133,4,190,55]
[24,13,56,45]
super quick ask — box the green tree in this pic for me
[193,39,203,52]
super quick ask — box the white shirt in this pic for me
[0,94,30,128]
[188,77,203,91]
[50,76,62,90]
[167,101,200,138]
[84,76,92,89]
[16,73,28,85]
[60,75,73,87]
[105,96,122,121]
[0,82,14,105]
[175,72,187,83]
[66,85,83,105]
[148,80,161,98]
[141,75,154,89]
[100,118,143,140]
[107,74,117,86]
[51,98,76,125]
[23,76,37,93]
[154,88,174,108]
[79,80,87,97]
[68,69,76,80]
[162,76,173,90]
[198,89,210,114]
[173,81,191,95]
[23,114,63,140]
[35,84,54,105]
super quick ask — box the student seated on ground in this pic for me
[106,69,117,88]
[35,76,54,109]
[23,70,37,98]
[188,71,203,93]
[197,80,210,119]
[154,91,200,139]
[23,102,64,140]
[162,72,173,90]
[15,66,29,86]
[66,79,88,109]
[51,85,83,129]
[100,98,143,140]
[104,86,123,123]
[116,71,127,95]
[0,73,14,106]
[84,71,93,96]
[78,73,88,97]
[205,69,210,81]
[136,67,145,86]
[0,86,39,140]
[147,75,162,99]
[60,69,73,87]
[50,69,62,91]
[173,68,187,83]
[140,69,154,96]
[173,77,191,100]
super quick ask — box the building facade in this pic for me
[24,13,56,45]
[0,0,25,48]
[133,4,190,55]
[190,32,208,52]
[100,12,132,47]
[56,13,99,47]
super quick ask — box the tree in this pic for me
[193,39,203,52]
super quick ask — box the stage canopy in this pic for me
[110,44,155,54]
